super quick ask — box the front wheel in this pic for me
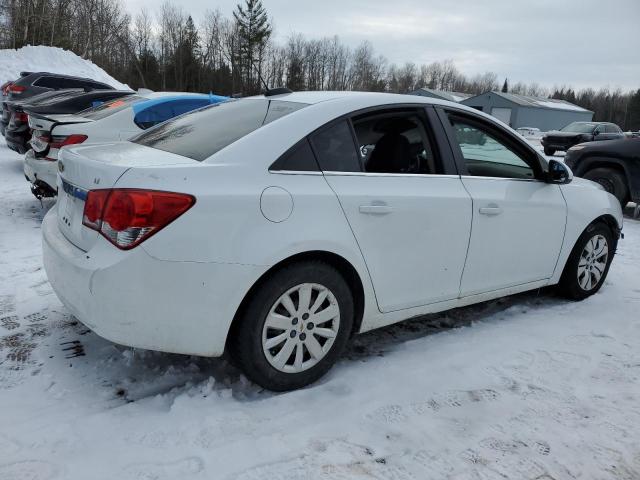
[544,146,556,156]
[558,222,615,300]
[229,261,354,391]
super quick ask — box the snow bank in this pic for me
[0,45,129,89]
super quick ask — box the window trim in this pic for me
[435,106,545,181]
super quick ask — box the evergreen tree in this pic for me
[502,78,508,93]
[182,16,201,91]
[233,0,272,94]
[627,89,640,131]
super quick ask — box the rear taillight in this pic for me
[9,84,25,94]
[50,134,87,149]
[82,189,195,250]
[14,112,28,122]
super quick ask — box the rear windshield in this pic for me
[77,95,143,120]
[132,99,308,161]
[560,122,597,133]
[32,90,85,106]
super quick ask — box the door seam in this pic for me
[320,173,384,314]
[457,177,475,298]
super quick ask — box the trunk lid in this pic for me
[56,142,195,251]
[28,113,93,156]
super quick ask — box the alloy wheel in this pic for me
[262,283,340,373]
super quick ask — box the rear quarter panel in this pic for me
[115,160,380,333]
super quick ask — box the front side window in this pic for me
[352,109,440,174]
[310,120,361,172]
[448,115,536,180]
[132,99,307,161]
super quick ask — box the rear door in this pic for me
[439,108,566,297]
[315,107,472,313]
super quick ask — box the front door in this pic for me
[441,110,567,297]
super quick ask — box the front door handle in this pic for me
[479,205,503,216]
[359,205,393,215]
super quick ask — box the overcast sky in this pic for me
[125,0,640,91]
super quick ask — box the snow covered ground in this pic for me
[0,46,129,89]
[1,142,640,480]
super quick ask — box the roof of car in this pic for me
[251,90,458,107]
[16,71,112,85]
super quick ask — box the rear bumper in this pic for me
[42,208,267,357]
[24,150,58,192]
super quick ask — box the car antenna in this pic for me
[217,47,292,97]
[249,58,292,97]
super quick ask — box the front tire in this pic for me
[583,167,629,207]
[558,222,615,300]
[229,261,354,391]
[544,146,556,156]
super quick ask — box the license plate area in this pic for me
[30,130,50,154]
[58,178,87,236]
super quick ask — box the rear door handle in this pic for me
[359,205,393,215]
[479,205,503,216]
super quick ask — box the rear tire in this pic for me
[544,147,556,156]
[583,167,629,207]
[557,222,615,300]
[229,261,354,391]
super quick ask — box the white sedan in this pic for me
[24,91,227,198]
[42,91,623,391]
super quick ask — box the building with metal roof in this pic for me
[409,88,472,103]
[461,91,593,131]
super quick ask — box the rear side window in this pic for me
[310,120,361,172]
[352,109,441,174]
[132,99,307,161]
[270,139,319,171]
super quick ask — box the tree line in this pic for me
[1,0,639,129]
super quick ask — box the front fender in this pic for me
[550,179,623,284]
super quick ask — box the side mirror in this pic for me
[546,159,573,185]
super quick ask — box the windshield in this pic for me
[132,99,308,161]
[77,95,143,120]
[560,122,597,133]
